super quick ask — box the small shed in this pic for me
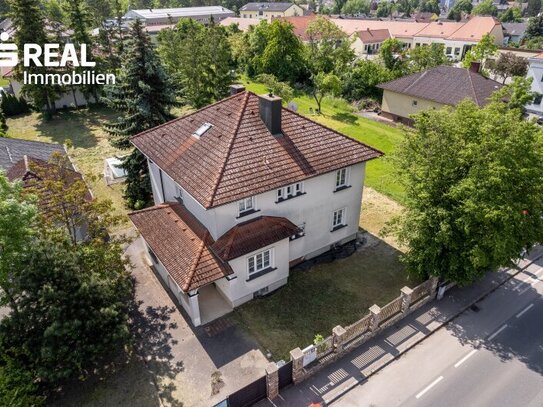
[104,157,127,185]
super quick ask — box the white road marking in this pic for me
[488,324,508,341]
[454,349,478,368]
[415,376,444,399]
[516,303,534,318]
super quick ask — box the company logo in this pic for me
[0,33,115,86]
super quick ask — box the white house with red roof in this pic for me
[128,87,382,326]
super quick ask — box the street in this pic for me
[335,260,543,407]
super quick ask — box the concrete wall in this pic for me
[381,89,447,123]
[215,238,290,307]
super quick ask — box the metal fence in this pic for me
[344,314,372,343]
[411,280,431,304]
[227,375,267,407]
[316,335,334,358]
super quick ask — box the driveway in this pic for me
[127,236,269,407]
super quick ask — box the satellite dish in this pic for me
[287,102,298,112]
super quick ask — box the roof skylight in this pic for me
[193,122,213,139]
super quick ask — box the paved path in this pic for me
[256,246,543,407]
[127,237,269,407]
[336,251,543,406]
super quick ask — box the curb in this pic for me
[322,254,543,405]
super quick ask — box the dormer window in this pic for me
[193,122,213,139]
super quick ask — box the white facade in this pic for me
[525,56,543,116]
[145,158,366,324]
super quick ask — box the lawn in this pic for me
[6,106,130,227]
[233,235,418,361]
[242,79,406,203]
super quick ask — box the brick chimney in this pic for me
[259,93,282,136]
[469,61,481,73]
[229,84,245,95]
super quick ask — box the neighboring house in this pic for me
[351,28,391,57]
[525,52,543,117]
[0,138,91,240]
[2,68,97,109]
[503,22,527,45]
[124,6,235,27]
[129,87,382,326]
[219,16,261,32]
[377,65,503,125]
[240,2,305,20]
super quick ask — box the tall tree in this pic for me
[488,52,529,84]
[306,16,355,76]
[9,0,58,116]
[408,43,450,72]
[447,0,472,21]
[391,81,543,285]
[342,59,394,100]
[312,72,342,113]
[462,33,498,74]
[379,38,408,75]
[342,0,370,15]
[471,0,498,15]
[105,19,178,209]
[525,15,543,40]
[158,18,234,107]
[259,20,306,83]
[499,6,522,23]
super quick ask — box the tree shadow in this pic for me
[130,299,185,407]
[331,111,359,125]
[31,105,118,149]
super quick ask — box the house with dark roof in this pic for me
[377,65,504,125]
[240,2,304,20]
[128,87,382,326]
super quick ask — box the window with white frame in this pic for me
[238,196,255,216]
[248,249,272,276]
[276,182,304,202]
[335,168,349,190]
[332,208,346,229]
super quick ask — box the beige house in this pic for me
[351,28,391,57]
[240,2,304,20]
[377,65,503,125]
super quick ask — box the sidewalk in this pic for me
[256,246,543,406]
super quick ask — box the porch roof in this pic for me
[129,203,233,292]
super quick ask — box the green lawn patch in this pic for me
[242,79,406,203]
[233,236,418,360]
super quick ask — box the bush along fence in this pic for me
[262,276,440,401]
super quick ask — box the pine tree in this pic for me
[9,0,58,116]
[63,0,100,104]
[104,20,178,209]
[0,105,8,137]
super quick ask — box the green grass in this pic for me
[233,237,418,360]
[243,79,406,203]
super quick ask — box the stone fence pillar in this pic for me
[290,347,305,384]
[369,304,381,332]
[265,362,279,400]
[332,325,347,354]
[429,276,439,298]
[400,286,413,313]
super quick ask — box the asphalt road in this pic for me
[335,260,543,407]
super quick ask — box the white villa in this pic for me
[129,87,382,326]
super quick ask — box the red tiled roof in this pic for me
[378,66,503,107]
[212,216,300,261]
[6,156,92,213]
[356,28,390,43]
[131,91,382,209]
[129,203,233,292]
[279,15,320,41]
